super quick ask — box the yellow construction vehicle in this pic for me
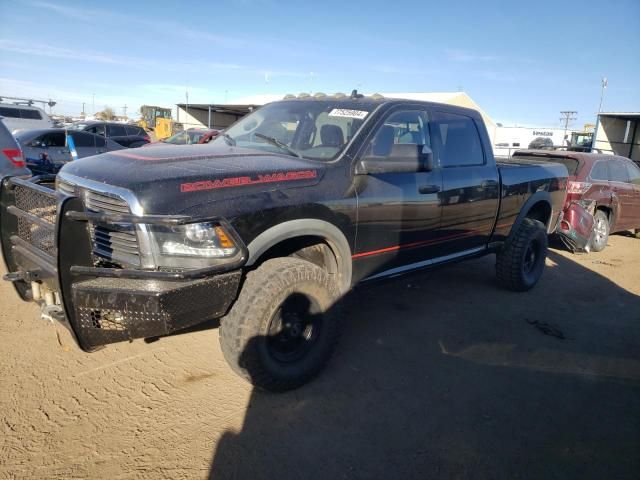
[138,105,173,140]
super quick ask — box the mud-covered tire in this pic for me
[496,218,548,292]
[589,210,610,252]
[219,257,341,392]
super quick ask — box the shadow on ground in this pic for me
[208,250,640,480]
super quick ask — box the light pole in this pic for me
[598,77,607,113]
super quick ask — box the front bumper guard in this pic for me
[1,175,246,351]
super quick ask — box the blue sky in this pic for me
[1,0,638,127]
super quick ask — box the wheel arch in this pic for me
[507,192,554,243]
[245,219,352,293]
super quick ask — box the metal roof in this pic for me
[597,112,640,120]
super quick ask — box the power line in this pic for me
[560,111,577,143]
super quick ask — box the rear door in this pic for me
[608,158,634,230]
[431,110,500,256]
[68,131,99,158]
[106,124,129,146]
[623,160,640,228]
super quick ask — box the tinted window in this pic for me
[20,109,42,119]
[107,124,127,136]
[431,112,484,167]
[125,125,142,136]
[590,161,608,181]
[609,160,629,182]
[0,107,21,118]
[69,132,95,148]
[87,124,106,136]
[29,132,65,147]
[625,161,640,185]
[366,110,430,157]
[94,135,106,147]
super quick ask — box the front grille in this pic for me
[14,184,57,257]
[56,180,141,267]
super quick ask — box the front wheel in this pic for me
[496,218,548,292]
[589,210,610,252]
[219,258,341,392]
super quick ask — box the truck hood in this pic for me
[59,144,325,214]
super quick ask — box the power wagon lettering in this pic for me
[181,170,318,193]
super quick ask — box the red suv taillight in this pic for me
[2,148,25,167]
[567,181,592,195]
[143,134,151,142]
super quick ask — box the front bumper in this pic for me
[1,176,245,351]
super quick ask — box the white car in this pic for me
[0,103,53,133]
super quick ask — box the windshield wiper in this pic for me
[222,133,236,146]
[254,133,301,158]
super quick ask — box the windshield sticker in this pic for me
[328,109,369,120]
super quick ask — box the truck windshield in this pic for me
[211,100,377,161]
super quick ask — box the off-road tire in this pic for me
[589,210,610,252]
[496,218,548,292]
[219,257,341,392]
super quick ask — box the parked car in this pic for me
[69,121,150,148]
[0,103,53,133]
[15,128,125,175]
[0,119,30,178]
[512,150,640,250]
[528,137,554,150]
[1,95,568,391]
[145,128,221,146]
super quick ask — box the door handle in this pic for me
[419,185,440,194]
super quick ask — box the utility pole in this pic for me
[598,77,607,112]
[92,93,95,115]
[560,111,577,145]
[82,102,85,118]
[123,104,127,119]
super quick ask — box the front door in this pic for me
[353,108,443,282]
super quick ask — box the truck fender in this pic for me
[245,219,352,293]
[507,191,554,241]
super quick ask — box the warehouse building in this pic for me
[592,112,640,163]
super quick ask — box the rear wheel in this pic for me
[496,218,548,292]
[633,229,640,239]
[219,257,341,392]
[590,210,610,252]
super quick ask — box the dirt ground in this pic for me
[1,235,639,480]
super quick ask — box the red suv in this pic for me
[513,151,640,251]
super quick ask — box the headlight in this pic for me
[148,222,239,269]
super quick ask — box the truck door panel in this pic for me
[353,108,444,282]
[431,111,500,254]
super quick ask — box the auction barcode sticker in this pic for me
[328,109,369,120]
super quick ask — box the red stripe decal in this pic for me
[352,230,482,259]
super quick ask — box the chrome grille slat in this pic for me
[56,181,141,267]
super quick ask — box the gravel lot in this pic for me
[1,235,639,479]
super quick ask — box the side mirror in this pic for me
[356,144,434,175]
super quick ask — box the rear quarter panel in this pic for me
[493,159,568,241]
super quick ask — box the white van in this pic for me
[0,103,53,133]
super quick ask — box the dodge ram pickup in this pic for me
[0,93,568,391]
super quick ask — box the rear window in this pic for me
[20,109,42,120]
[431,111,484,167]
[514,154,581,176]
[107,124,127,136]
[0,107,43,119]
[69,132,96,148]
[125,126,143,136]
[0,107,21,118]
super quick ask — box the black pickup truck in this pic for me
[0,94,568,391]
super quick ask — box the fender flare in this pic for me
[507,191,554,241]
[245,219,352,293]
